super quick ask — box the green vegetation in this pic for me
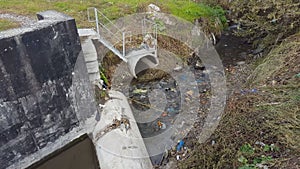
[229,0,300,49]
[0,18,20,31]
[0,0,226,31]
[237,143,279,169]
[248,32,300,87]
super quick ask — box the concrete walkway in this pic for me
[93,91,152,169]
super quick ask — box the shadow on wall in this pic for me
[27,134,100,169]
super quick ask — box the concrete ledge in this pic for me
[37,10,73,21]
[93,91,152,169]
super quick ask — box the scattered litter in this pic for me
[211,140,216,145]
[133,89,147,94]
[295,73,300,78]
[173,65,183,71]
[256,102,281,107]
[176,155,180,160]
[157,120,163,128]
[164,87,172,91]
[99,104,105,108]
[167,107,175,113]
[170,88,177,92]
[186,90,194,97]
[256,163,269,169]
[255,141,266,147]
[241,88,258,94]
[195,61,205,70]
[161,112,168,117]
[157,120,166,130]
[176,140,184,151]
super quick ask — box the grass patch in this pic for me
[248,32,300,87]
[0,18,20,31]
[0,0,226,31]
[178,86,299,168]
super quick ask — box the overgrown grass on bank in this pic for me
[178,33,300,169]
[0,0,226,31]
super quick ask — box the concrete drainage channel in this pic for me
[78,28,153,168]
[80,9,211,167]
[0,8,211,169]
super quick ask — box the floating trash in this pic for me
[167,107,175,113]
[176,140,184,151]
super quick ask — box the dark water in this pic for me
[27,134,99,169]
[215,31,252,66]
[127,31,251,166]
[129,66,210,165]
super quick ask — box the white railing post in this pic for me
[122,32,125,57]
[94,8,100,34]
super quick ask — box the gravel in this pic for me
[0,13,36,27]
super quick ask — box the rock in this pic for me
[173,65,183,71]
[147,4,160,13]
[236,61,245,65]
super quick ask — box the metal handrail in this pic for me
[95,8,122,33]
[87,7,158,59]
[98,21,122,42]
[88,7,126,56]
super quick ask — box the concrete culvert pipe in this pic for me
[127,53,159,78]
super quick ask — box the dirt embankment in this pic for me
[178,31,300,168]
[171,1,300,168]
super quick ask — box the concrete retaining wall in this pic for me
[0,11,97,169]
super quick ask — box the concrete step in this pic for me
[88,72,101,83]
[78,28,101,84]
[86,61,100,74]
[78,28,98,36]
[81,40,98,62]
